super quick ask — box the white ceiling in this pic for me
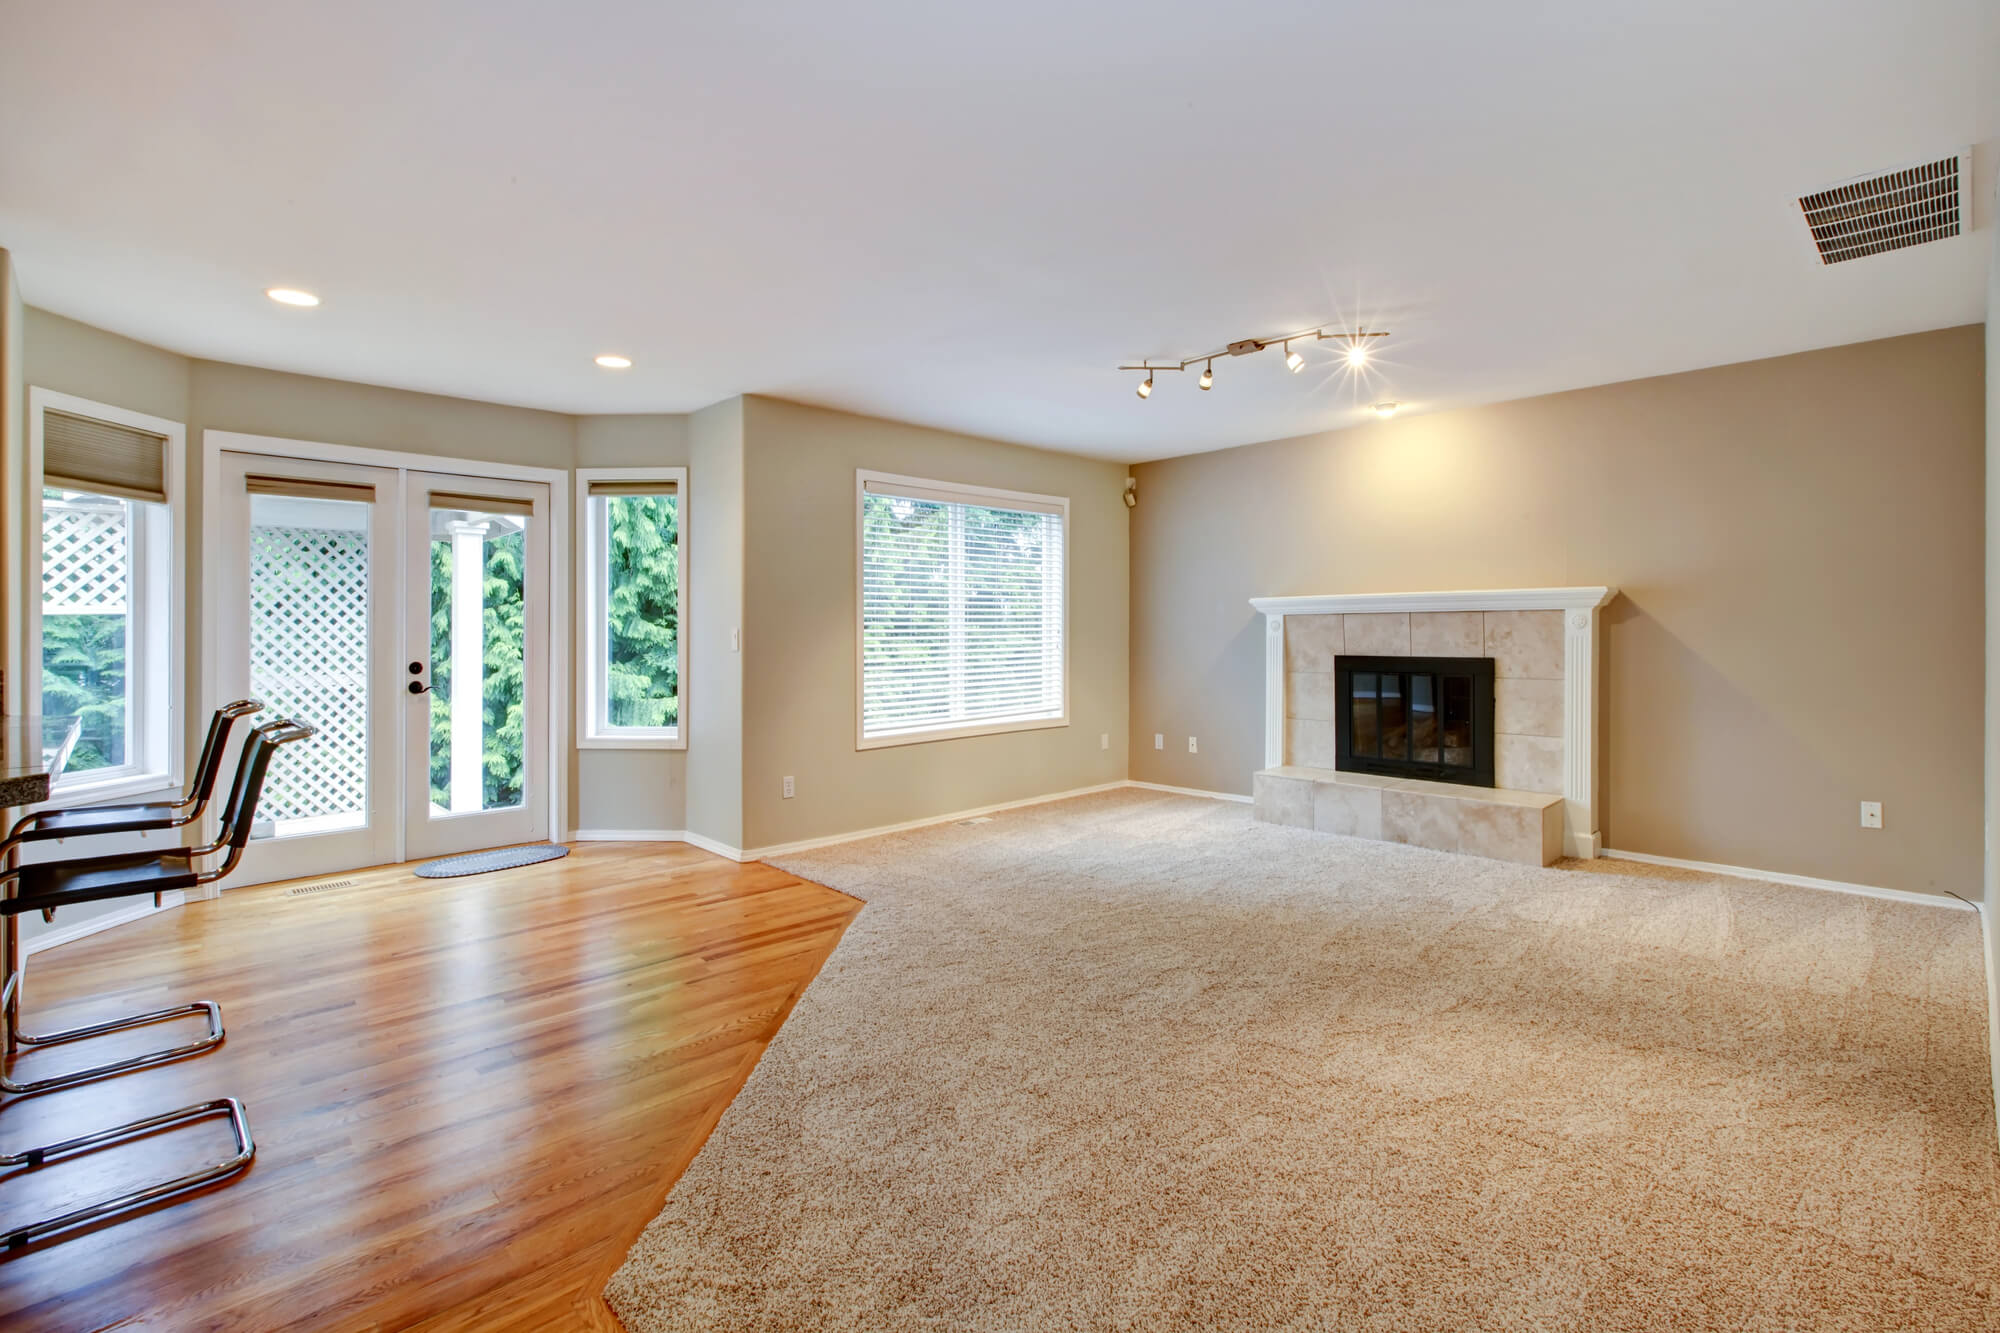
[0,1,1993,462]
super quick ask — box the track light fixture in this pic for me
[1120,325,1389,400]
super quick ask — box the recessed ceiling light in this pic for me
[266,287,319,307]
[594,354,633,369]
[1374,401,1400,418]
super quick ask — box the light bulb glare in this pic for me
[1136,375,1153,400]
[1374,401,1400,419]
[1198,363,1213,390]
[595,354,633,369]
[1345,341,1369,368]
[266,287,319,307]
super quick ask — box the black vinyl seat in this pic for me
[1,717,315,1250]
[2,700,262,854]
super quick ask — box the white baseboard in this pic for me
[680,829,750,862]
[25,892,186,956]
[747,781,1132,860]
[570,828,685,842]
[1600,847,1974,912]
[1124,780,1253,804]
[569,778,1257,866]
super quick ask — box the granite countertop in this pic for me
[0,715,82,807]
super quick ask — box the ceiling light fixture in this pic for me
[594,354,633,369]
[1118,325,1389,399]
[1374,401,1400,418]
[266,287,319,307]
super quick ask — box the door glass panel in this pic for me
[428,505,527,816]
[249,494,372,838]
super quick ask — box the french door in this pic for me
[211,450,551,884]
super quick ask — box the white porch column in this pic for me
[449,520,486,814]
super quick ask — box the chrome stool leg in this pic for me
[1,1096,255,1249]
[0,914,224,1098]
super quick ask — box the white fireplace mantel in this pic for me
[1250,587,1618,858]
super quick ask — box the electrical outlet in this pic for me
[1859,800,1882,829]
[1100,733,1109,750]
[782,775,795,799]
[1153,733,1164,750]
[1187,736,1198,754]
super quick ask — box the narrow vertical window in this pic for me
[33,396,181,795]
[576,469,686,748]
[857,472,1067,747]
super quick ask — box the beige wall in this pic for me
[1132,326,1986,900]
[684,398,745,848]
[738,395,1128,850]
[1,254,24,711]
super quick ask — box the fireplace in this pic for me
[1334,655,1495,787]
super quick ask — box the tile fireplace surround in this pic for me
[1249,587,1618,862]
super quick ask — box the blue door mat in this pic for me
[414,844,571,879]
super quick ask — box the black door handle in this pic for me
[408,680,430,695]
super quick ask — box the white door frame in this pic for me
[201,430,570,873]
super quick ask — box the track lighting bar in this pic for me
[1120,325,1389,398]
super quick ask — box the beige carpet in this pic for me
[607,790,2000,1331]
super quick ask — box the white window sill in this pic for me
[43,769,179,809]
[858,715,1067,751]
[577,732,686,752]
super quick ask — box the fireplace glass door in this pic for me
[1335,655,1495,787]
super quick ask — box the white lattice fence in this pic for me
[42,496,128,615]
[249,526,369,824]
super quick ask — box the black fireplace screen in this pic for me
[1334,655,1495,787]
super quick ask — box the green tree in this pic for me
[40,611,126,771]
[604,494,678,728]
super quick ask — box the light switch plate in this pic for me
[1153,734,1164,750]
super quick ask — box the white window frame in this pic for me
[574,466,688,750]
[854,469,1069,751]
[26,387,186,804]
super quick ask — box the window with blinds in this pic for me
[858,472,1066,745]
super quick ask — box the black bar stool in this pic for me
[0,700,264,1090]
[0,718,315,1249]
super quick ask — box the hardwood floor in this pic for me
[0,843,861,1331]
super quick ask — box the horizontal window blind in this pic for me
[587,479,677,498]
[44,410,168,504]
[861,479,1064,739]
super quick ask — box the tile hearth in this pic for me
[1254,766,1563,866]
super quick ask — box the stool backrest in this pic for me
[187,700,263,810]
[209,720,317,876]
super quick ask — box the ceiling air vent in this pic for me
[1798,153,1967,265]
